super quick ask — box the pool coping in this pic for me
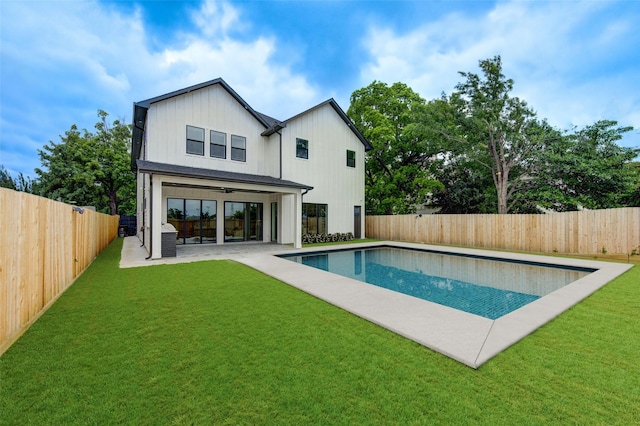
[236,241,633,369]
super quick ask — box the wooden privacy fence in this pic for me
[366,208,640,255]
[0,188,119,355]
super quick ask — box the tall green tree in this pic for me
[536,120,639,210]
[93,110,136,215]
[451,56,555,214]
[34,110,135,215]
[347,81,443,214]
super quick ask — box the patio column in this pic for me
[151,174,163,259]
[216,200,224,245]
[293,190,302,249]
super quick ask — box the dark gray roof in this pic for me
[135,78,270,127]
[136,160,313,191]
[255,111,281,128]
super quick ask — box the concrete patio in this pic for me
[119,236,296,268]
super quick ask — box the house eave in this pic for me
[136,160,313,191]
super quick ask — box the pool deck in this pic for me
[119,237,633,369]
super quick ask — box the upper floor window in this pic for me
[210,130,226,159]
[231,135,246,162]
[347,150,356,168]
[296,138,309,159]
[186,126,205,155]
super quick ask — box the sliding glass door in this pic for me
[224,202,263,242]
[167,198,217,244]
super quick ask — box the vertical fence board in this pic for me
[0,188,119,355]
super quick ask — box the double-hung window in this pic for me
[296,138,309,159]
[347,150,356,168]
[231,135,246,162]
[210,130,226,159]
[186,126,205,155]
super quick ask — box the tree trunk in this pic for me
[107,190,118,215]
[495,170,509,214]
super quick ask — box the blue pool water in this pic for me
[280,246,593,320]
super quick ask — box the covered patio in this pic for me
[136,160,313,259]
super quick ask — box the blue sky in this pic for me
[1,0,639,179]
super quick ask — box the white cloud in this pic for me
[0,0,320,177]
[133,0,319,116]
[359,1,640,147]
[192,0,242,37]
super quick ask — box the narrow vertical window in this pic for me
[210,130,226,159]
[186,125,205,155]
[296,138,309,159]
[231,135,246,162]
[347,150,356,167]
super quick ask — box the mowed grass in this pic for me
[1,239,638,425]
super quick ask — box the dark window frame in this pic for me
[302,202,328,234]
[231,135,246,162]
[210,130,227,159]
[186,125,205,156]
[224,201,263,242]
[296,138,309,159]
[167,198,217,244]
[346,150,356,168]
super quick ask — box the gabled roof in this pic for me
[261,99,373,151]
[136,160,313,190]
[135,78,271,127]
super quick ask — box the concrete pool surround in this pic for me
[121,238,633,369]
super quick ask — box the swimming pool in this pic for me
[238,241,631,368]
[280,246,594,319]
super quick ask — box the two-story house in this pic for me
[132,78,372,259]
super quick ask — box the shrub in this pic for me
[302,232,354,244]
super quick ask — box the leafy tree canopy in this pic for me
[347,81,444,214]
[355,56,639,215]
[535,120,639,211]
[448,56,560,213]
[34,110,135,215]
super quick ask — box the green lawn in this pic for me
[1,238,638,425]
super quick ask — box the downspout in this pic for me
[145,173,153,260]
[277,130,283,179]
[140,175,145,247]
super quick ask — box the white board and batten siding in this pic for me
[144,84,278,177]
[281,103,366,235]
